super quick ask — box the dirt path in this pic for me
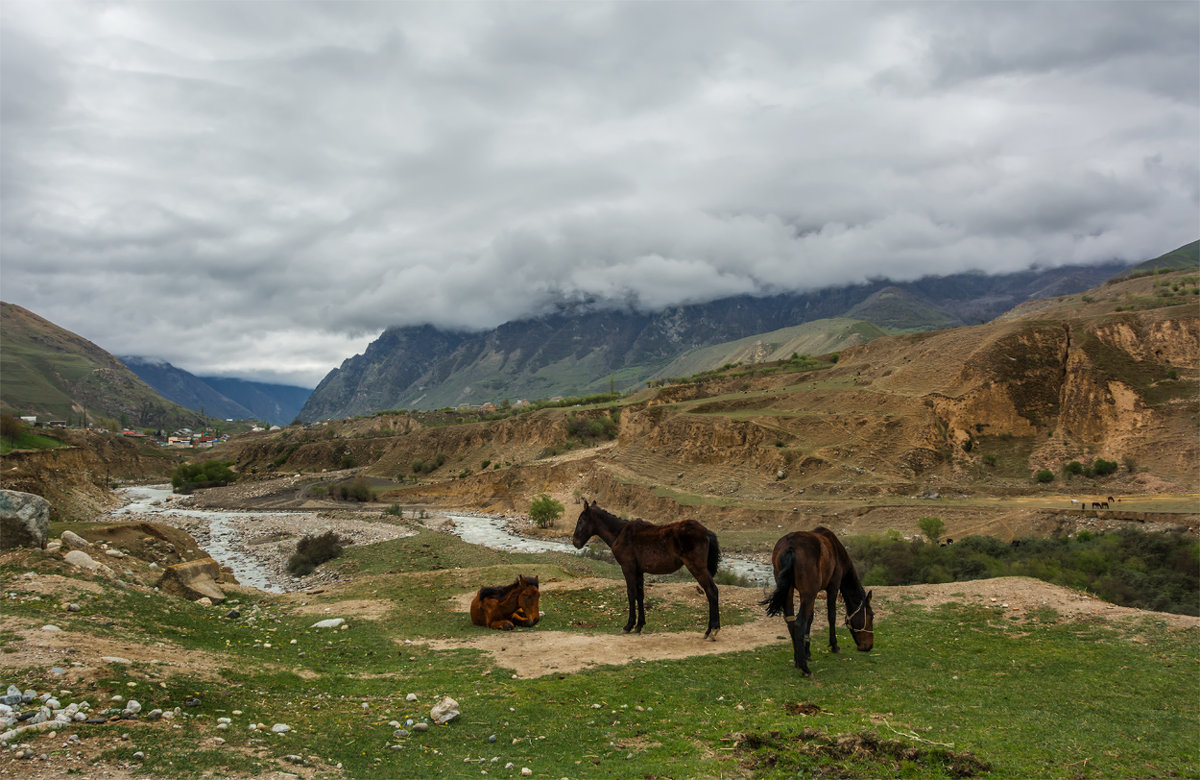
[416,576,1200,679]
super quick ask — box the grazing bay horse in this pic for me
[572,500,722,639]
[761,527,873,676]
[470,575,541,631]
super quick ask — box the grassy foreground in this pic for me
[2,528,1197,779]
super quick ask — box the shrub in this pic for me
[918,516,945,544]
[172,460,236,493]
[1091,458,1119,477]
[530,493,565,528]
[286,531,344,577]
[1064,461,1084,476]
[334,476,372,502]
[0,414,25,440]
[1035,469,1055,483]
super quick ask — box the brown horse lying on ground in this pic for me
[761,527,873,676]
[470,575,541,631]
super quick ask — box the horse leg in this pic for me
[634,571,647,633]
[685,560,721,640]
[796,597,816,676]
[826,585,840,654]
[621,565,640,634]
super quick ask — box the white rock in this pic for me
[271,723,291,734]
[405,693,418,702]
[311,618,345,629]
[430,696,459,725]
[101,657,131,664]
[41,625,62,632]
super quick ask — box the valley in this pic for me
[0,262,1196,778]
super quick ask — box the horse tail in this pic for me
[760,546,796,617]
[706,530,721,578]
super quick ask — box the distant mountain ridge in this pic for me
[298,259,1134,421]
[0,302,205,430]
[120,357,309,426]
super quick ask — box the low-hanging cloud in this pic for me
[1,1,1196,387]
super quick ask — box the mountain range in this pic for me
[118,357,310,427]
[297,260,1136,420]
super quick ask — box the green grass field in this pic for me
[2,528,1197,778]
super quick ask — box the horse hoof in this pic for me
[705,628,719,641]
[622,627,633,634]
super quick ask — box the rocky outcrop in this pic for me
[0,489,51,549]
[157,558,226,604]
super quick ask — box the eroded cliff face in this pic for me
[0,433,175,520]
[925,310,1197,478]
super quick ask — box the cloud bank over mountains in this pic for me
[2,1,1196,386]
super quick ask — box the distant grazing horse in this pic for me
[1092,501,1110,509]
[572,500,721,639]
[761,527,874,676]
[470,575,541,631]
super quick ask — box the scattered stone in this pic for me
[431,697,460,725]
[272,723,291,733]
[101,657,131,665]
[41,625,62,632]
[66,603,81,613]
[63,550,110,574]
[405,693,418,702]
[412,722,429,733]
[311,618,345,629]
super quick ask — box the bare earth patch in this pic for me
[420,576,1198,678]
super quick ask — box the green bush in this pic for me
[1064,461,1084,475]
[1035,469,1055,483]
[852,528,1198,616]
[334,476,372,502]
[286,531,344,577]
[1091,458,1119,476]
[172,460,236,493]
[530,493,564,528]
[918,516,945,544]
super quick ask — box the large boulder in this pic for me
[0,490,51,550]
[63,549,111,574]
[157,558,226,604]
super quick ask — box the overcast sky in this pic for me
[2,1,1197,388]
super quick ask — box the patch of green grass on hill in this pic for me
[0,429,70,454]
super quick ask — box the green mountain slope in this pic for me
[1126,240,1199,273]
[0,302,206,430]
[651,318,886,380]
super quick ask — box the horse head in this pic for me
[571,499,597,549]
[846,590,874,652]
[514,575,540,625]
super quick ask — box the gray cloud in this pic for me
[1,0,1196,387]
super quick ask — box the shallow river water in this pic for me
[108,487,771,592]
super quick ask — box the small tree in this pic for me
[1035,469,1055,484]
[0,414,25,440]
[918,516,945,544]
[530,493,564,529]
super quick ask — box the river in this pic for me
[108,487,772,592]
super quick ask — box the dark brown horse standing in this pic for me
[572,500,722,639]
[760,527,874,676]
[470,575,541,631]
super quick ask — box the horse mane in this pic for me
[478,577,524,600]
[813,526,867,606]
[586,502,626,525]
